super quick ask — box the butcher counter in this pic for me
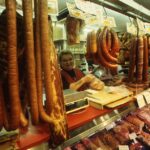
[1,87,150,150]
[16,100,137,150]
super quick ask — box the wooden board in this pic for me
[88,86,133,105]
[105,96,133,108]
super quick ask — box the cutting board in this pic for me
[88,86,133,105]
[105,96,133,108]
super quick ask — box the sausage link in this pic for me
[6,0,20,130]
[22,0,39,124]
[100,27,117,63]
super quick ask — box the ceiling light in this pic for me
[118,0,150,16]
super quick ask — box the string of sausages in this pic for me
[86,26,120,73]
[128,35,149,84]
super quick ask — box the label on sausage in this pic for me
[129,132,137,143]
[118,145,129,150]
[144,23,150,34]
[142,91,150,104]
[48,0,58,15]
[102,16,116,27]
[126,22,137,35]
[136,94,146,108]
[105,122,116,131]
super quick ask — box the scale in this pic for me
[64,89,89,114]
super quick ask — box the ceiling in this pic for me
[57,0,150,22]
[134,0,150,10]
[0,0,149,22]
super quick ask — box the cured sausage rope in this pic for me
[137,37,144,83]
[90,31,97,54]
[106,28,112,52]
[97,31,118,70]
[143,36,148,82]
[22,0,39,124]
[34,0,53,123]
[0,82,3,131]
[128,38,137,82]
[100,27,117,63]
[5,0,20,130]
[39,0,68,145]
[110,29,120,56]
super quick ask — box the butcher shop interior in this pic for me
[0,0,150,150]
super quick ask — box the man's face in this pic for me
[61,54,74,71]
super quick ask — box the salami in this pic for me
[22,0,39,124]
[39,0,68,146]
[6,0,20,130]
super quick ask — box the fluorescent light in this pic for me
[118,0,150,16]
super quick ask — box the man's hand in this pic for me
[89,78,104,90]
[82,74,95,83]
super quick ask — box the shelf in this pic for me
[67,101,134,131]
[17,124,50,150]
[62,102,137,148]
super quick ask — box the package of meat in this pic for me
[64,146,72,150]
[136,110,150,128]
[81,137,98,149]
[113,125,130,139]
[129,142,144,150]
[90,134,112,150]
[90,135,103,147]
[117,120,140,133]
[125,115,145,131]
[100,132,120,150]
[66,15,82,45]
[73,142,87,150]
[137,131,150,146]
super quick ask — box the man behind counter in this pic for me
[59,50,104,91]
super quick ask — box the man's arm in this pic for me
[69,74,95,91]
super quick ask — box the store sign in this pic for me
[136,18,145,31]
[75,0,103,16]
[144,23,150,34]
[66,2,86,20]
[142,91,150,104]
[136,94,146,108]
[48,0,58,15]
[102,16,116,27]
[126,22,137,35]
[136,18,145,35]
[85,15,100,26]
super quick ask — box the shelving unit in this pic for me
[58,101,137,149]
[15,100,137,150]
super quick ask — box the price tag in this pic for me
[136,18,145,35]
[104,114,110,120]
[97,148,103,150]
[100,116,105,122]
[136,94,146,108]
[47,0,58,15]
[102,16,116,27]
[142,91,150,104]
[118,145,129,150]
[105,122,116,131]
[75,0,102,15]
[85,15,100,25]
[129,133,137,143]
[126,22,137,35]
[144,23,150,34]
[136,18,144,30]
[66,2,86,20]
[146,88,150,92]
